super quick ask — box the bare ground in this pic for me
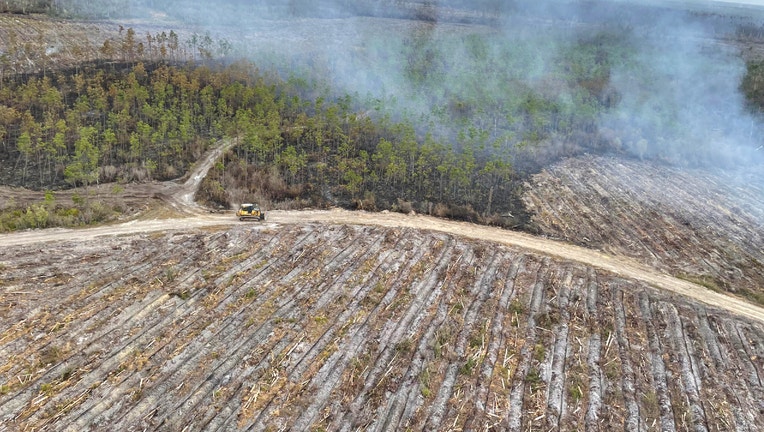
[2,215,764,431]
[2,148,764,430]
[523,155,764,301]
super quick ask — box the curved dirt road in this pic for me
[2,138,763,324]
[2,207,764,324]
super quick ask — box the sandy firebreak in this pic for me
[2,137,763,325]
[3,207,764,325]
[3,141,764,431]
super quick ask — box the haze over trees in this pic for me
[1,0,764,231]
[1,4,764,430]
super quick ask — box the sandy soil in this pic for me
[2,141,764,430]
[3,143,763,325]
[3,206,764,325]
[3,215,764,430]
[2,141,763,325]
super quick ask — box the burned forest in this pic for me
[2,0,764,431]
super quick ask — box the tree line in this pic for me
[0,61,231,188]
[742,59,764,112]
[0,57,532,227]
[2,15,762,231]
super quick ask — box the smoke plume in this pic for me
[54,0,764,171]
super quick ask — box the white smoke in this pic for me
[68,0,764,169]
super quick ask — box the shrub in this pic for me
[392,198,413,214]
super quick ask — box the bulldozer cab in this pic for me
[237,203,266,221]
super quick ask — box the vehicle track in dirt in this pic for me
[2,137,763,329]
[2,142,764,431]
[3,207,764,325]
[4,141,764,325]
[2,219,764,431]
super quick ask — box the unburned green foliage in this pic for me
[0,196,114,232]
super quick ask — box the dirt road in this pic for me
[2,136,762,325]
[3,207,764,325]
[3,143,764,430]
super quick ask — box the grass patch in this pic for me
[419,367,432,398]
[0,197,121,233]
[641,389,660,420]
[676,273,724,293]
[569,383,583,402]
[739,288,764,307]
[395,338,413,354]
[509,298,525,314]
[525,368,544,392]
[533,343,546,363]
[164,266,178,283]
[468,321,488,350]
[567,372,586,403]
[432,329,451,359]
[39,382,54,395]
[459,357,477,375]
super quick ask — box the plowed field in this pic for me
[523,155,764,302]
[1,220,764,431]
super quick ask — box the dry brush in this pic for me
[1,222,763,431]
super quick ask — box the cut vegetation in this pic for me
[1,0,764,431]
[2,221,764,431]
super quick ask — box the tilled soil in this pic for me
[1,221,763,431]
[523,155,764,300]
[1,9,764,431]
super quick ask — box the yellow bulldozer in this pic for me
[236,203,266,221]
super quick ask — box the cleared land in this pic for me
[2,148,764,431]
[523,155,764,302]
[1,5,764,431]
[2,218,764,431]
